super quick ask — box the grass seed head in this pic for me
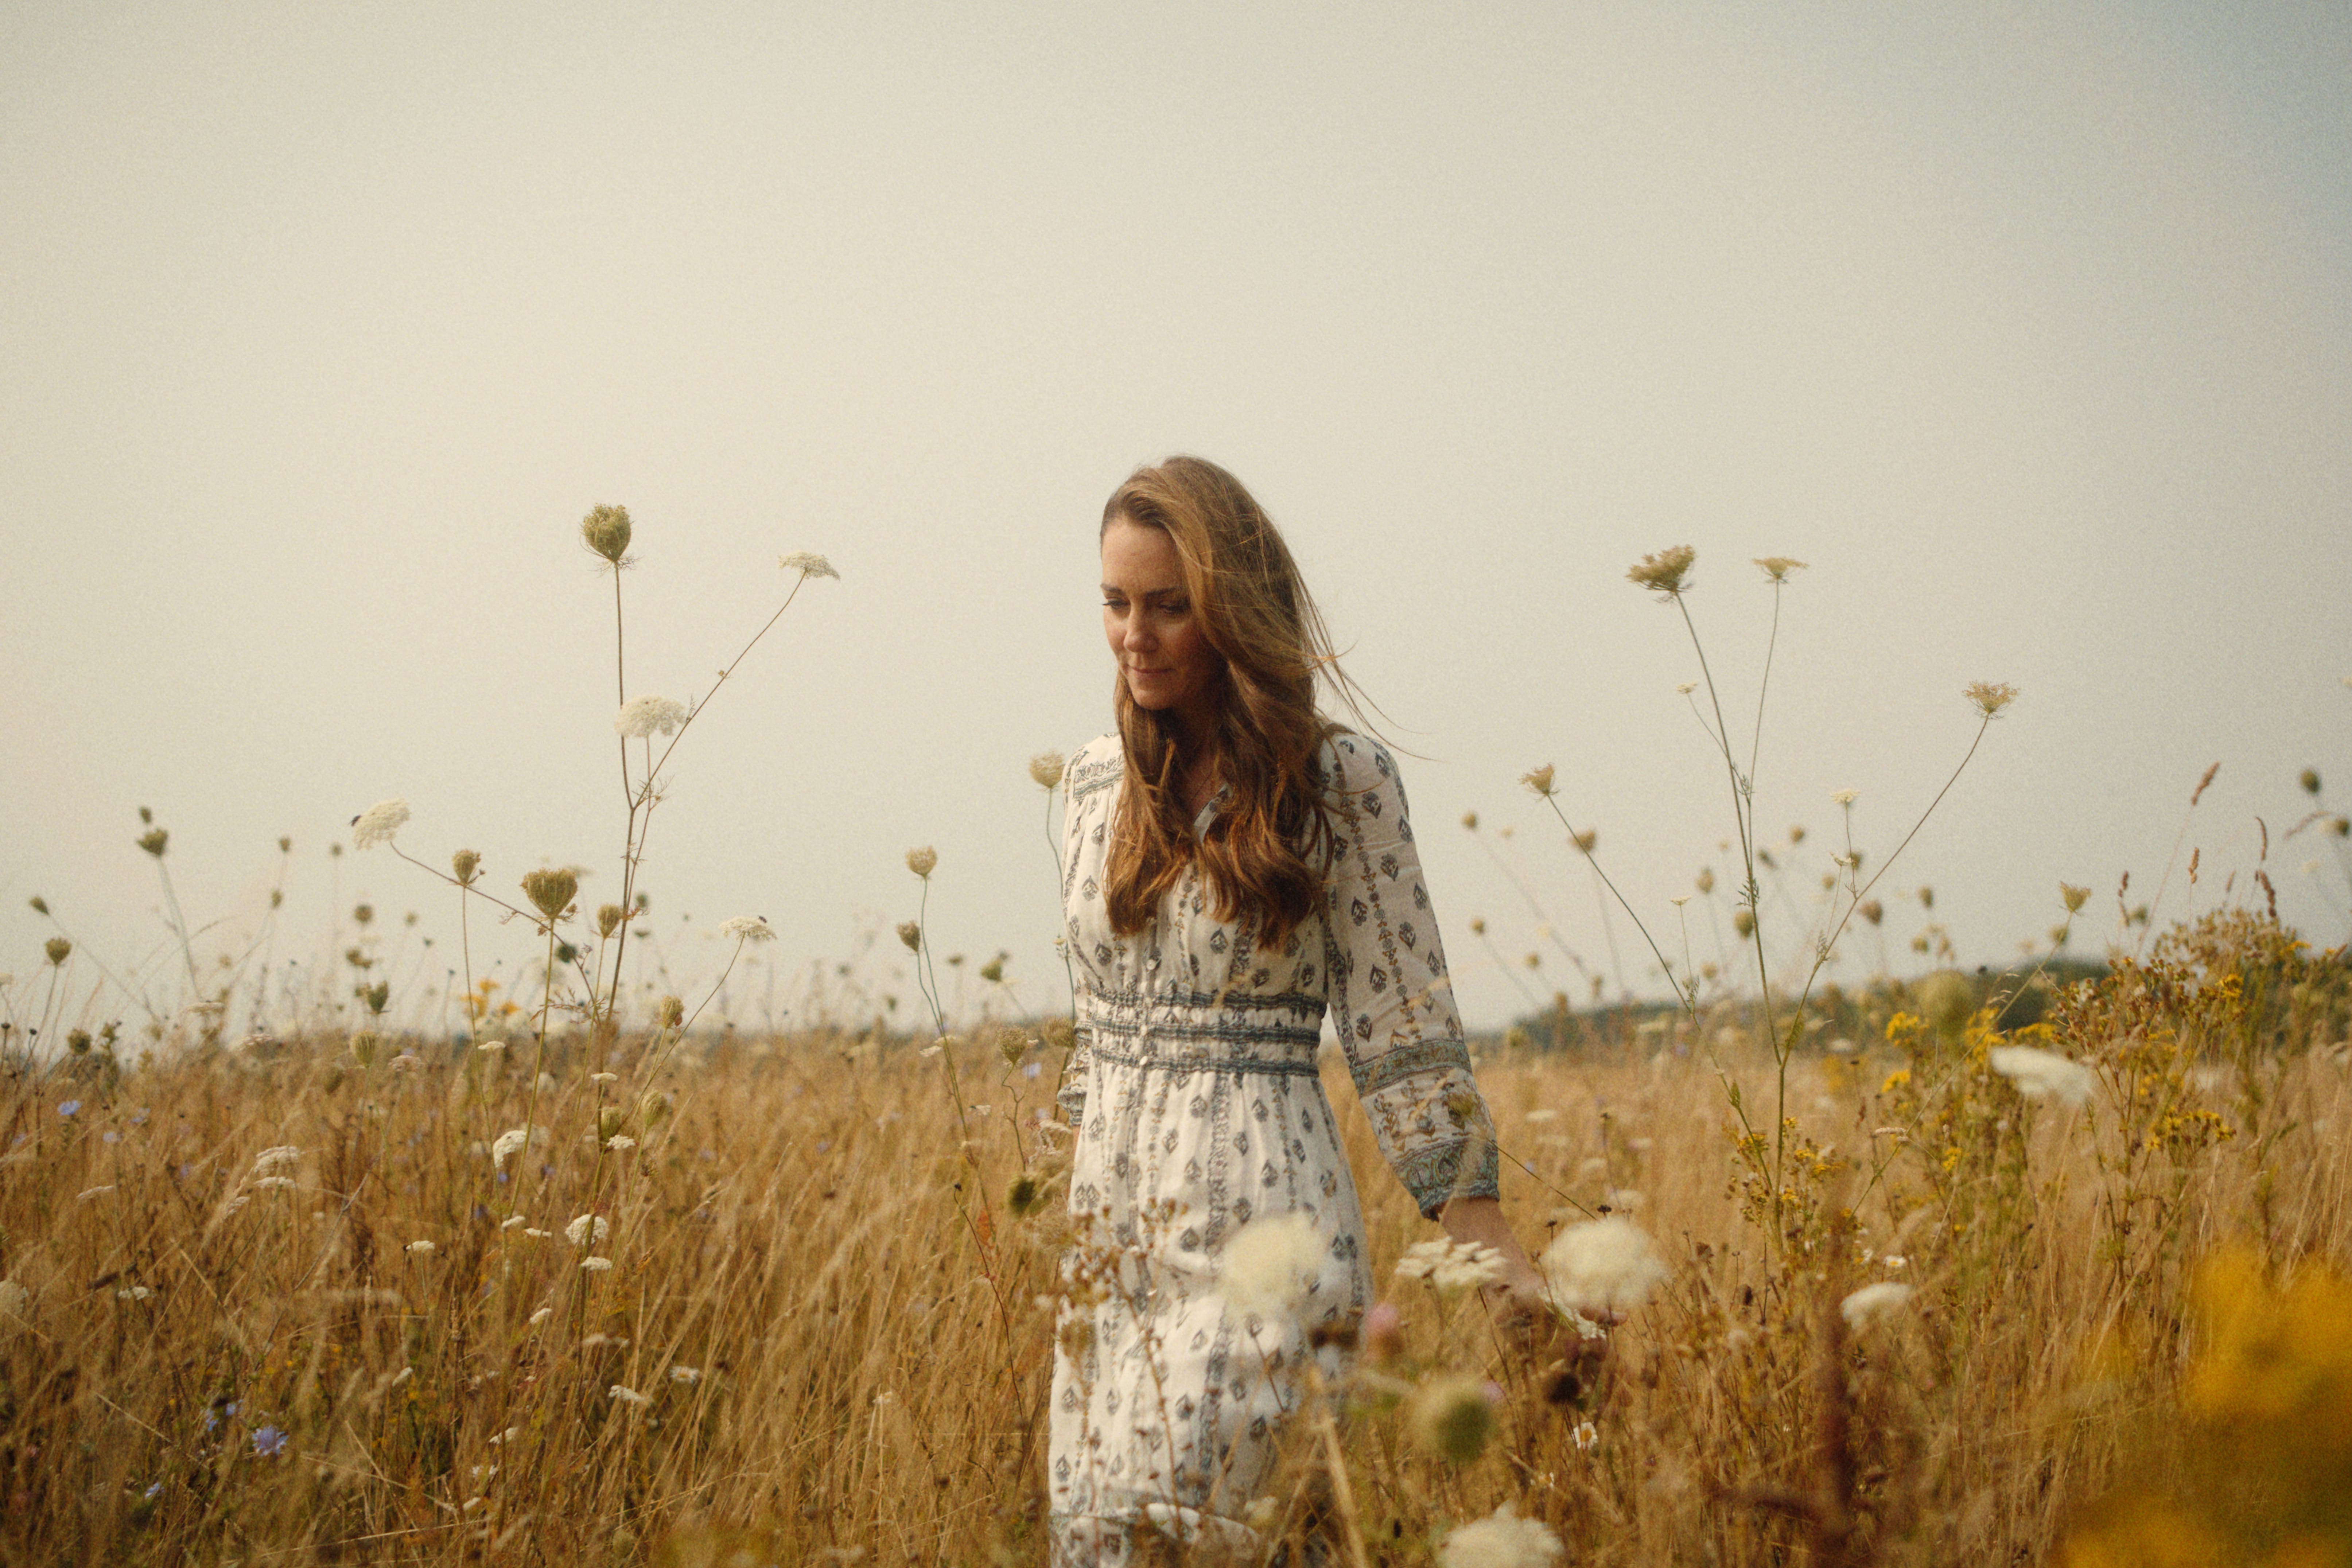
[45,938,71,966]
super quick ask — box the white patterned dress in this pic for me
[1047,731,1500,1561]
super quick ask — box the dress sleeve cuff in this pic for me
[1397,1136,1502,1221]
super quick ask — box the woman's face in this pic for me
[1101,518,1220,735]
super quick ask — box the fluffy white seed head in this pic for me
[351,799,411,851]
[614,696,688,741]
[1540,1216,1670,1317]
[1988,1045,2097,1107]
[1220,1213,1325,1318]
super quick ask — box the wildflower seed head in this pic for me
[29,896,48,915]
[1840,1281,1914,1329]
[613,696,688,740]
[1832,789,1858,806]
[1520,765,1557,798]
[2061,882,2091,913]
[1753,556,1807,583]
[1732,908,1755,938]
[778,551,839,580]
[1695,869,1714,895]
[1029,751,1066,790]
[405,1240,435,1258]
[362,982,390,1015]
[451,849,481,885]
[1989,1044,2097,1106]
[580,504,632,564]
[719,915,777,943]
[1007,1172,1047,1217]
[350,1031,380,1069]
[350,799,410,851]
[598,1106,627,1142]
[1964,681,2018,719]
[597,904,624,938]
[2301,768,2322,796]
[897,921,922,952]
[1917,970,1975,1034]
[45,938,71,966]
[1439,1502,1565,1568]
[1461,810,1478,830]
[67,1028,91,1055]
[1918,884,1935,910]
[491,1128,529,1166]
[638,1090,671,1126]
[1675,681,1697,695]
[1572,829,1598,854]
[653,995,685,1029]
[1412,1373,1496,1465]
[137,827,169,858]
[1542,1215,1670,1316]
[1220,1212,1326,1317]
[1468,917,1486,935]
[1627,545,1696,598]
[522,869,578,923]
[905,846,937,879]
[565,1214,610,1246]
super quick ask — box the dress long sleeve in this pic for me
[1319,735,1501,1219]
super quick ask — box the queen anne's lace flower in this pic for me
[1439,1502,1564,1568]
[778,552,839,579]
[720,915,777,942]
[565,1214,610,1246]
[1220,1213,1325,1317]
[351,799,410,850]
[1988,1045,2097,1106]
[1840,1281,1914,1329]
[252,1147,302,1173]
[1029,751,1066,790]
[614,696,688,740]
[1540,1217,1670,1316]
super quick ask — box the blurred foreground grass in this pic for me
[4,911,2350,1565]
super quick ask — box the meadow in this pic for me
[7,513,2351,1565]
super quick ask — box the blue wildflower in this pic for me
[58,1100,81,1118]
[252,1425,288,1459]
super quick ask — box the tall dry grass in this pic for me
[6,934,2349,1564]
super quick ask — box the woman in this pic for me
[1050,456,1547,1560]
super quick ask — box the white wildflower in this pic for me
[778,552,839,579]
[1832,789,1859,806]
[528,1307,554,1326]
[1883,1254,1907,1272]
[1840,1281,1914,1329]
[491,1128,530,1167]
[604,1135,637,1152]
[252,1146,302,1173]
[1572,1420,1598,1452]
[1438,1502,1565,1568]
[719,915,777,943]
[351,799,411,850]
[253,1176,297,1191]
[405,1240,435,1257]
[905,845,937,878]
[1029,751,1066,790]
[1395,1238,1506,1291]
[0,1281,26,1319]
[589,1071,618,1084]
[522,1227,551,1240]
[565,1214,610,1246]
[501,1215,528,1230]
[117,1285,154,1301]
[1221,1212,1326,1317]
[580,1256,614,1273]
[614,696,688,740]
[669,1365,702,1385]
[1675,682,1697,696]
[608,1384,648,1406]
[1988,1045,2098,1107]
[1540,1217,1670,1317]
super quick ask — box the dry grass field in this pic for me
[5,906,2350,1566]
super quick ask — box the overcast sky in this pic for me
[4,2,2348,1039]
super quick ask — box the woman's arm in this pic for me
[1437,1194,1548,1314]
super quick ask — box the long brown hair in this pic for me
[1101,456,1365,950]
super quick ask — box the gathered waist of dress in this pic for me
[1081,987,1327,1077]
